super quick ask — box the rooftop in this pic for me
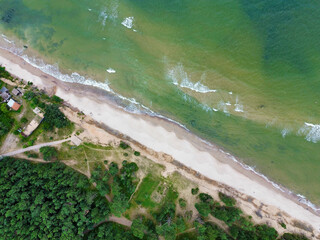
[7,99,21,111]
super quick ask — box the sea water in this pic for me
[0,0,320,205]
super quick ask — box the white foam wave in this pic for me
[219,149,320,213]
[234,96,244,112]
[99,10,108,26]
[22,55,114,93]
[1,34,14,44]
[201,104,212,112]
[106,68,116,73]
[121,17,134,29]
[281,128,290,138]
[298,122,320,143]
[168,63,216,93]
[218,101,229,115]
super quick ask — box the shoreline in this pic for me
[1,47,320,235]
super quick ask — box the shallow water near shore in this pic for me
[0,0,320,205]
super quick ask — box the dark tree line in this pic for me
[0,158,110,239]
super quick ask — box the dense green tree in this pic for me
[156,222,177,240]
[86,222,137,240]
[211,206,242,226]
[43,104,69,130]
[218,192,236,207]
[0,65,11,78]
[255,224,278,240]
[191,187,199,195]
[195,202,211,217]
[0,158,110,239]
[40,146,58,161]
[280,233,309,240]
[194,222,228,240]
[131,218,147,239]
[199,193,214,203]
[0,103,9,113]
[0,111,14,136]
[179,198,187,209]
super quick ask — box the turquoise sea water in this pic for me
[0,0,320,205]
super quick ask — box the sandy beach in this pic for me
[0,47,319,237]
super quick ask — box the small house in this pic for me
[0,86,8,94]
[12,88,22,96]
[23,115,43,137]
[0,86,11,102]
[7,98,21,111]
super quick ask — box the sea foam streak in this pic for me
[121,17,134,29]
[106,68,116,73]
[298,122,320,143]
[168,63,217,93]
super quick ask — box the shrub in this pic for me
[134,151,140,156]
[28,153,39,158]
[120,141,129,149]
[40,146,58,161]
[219,192,236,207]
[51,95,63,104]
[280,233,309,240]
[280,222,287,229]
[21,117,28,124]
[179,198,187,209]
[199,193,213,203]
[195,202,211,217]
[191,187,199,195]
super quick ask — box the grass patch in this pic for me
[133,174,161,208]
[83,142,113,150]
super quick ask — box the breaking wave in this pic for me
[121,17,134,29]
[298,122,320,143]
[234,96,244,112]
[168,63,217,93]
[106,68,116,73]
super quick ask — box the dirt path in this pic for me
[0,133,19,154]
[0,138,71,158]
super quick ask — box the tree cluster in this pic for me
[0,158,110,239]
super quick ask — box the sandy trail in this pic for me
[0,48,320,236]
[0,138,70,158]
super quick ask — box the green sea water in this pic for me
[0,0,320,205]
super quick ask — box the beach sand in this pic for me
[0,47,319,238]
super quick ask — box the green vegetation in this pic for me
[40,146,58,161]
[280,233,309,240]
[133,174,160,208]
[0,65,11,79]
[0,158,110,239]
[120,141,130,149]
[131,218,147,239]
[43,104,69,130]
[134,151,140,156]
[280,222,287,229]
[0,107,14,137]
[178,198,187,209]
[191,187,199,195]
[86,222,136,240]
[219,192,236,207]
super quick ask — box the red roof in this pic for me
[11,102,21,111]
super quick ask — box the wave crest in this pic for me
[298,122,320,143]
[168,63,216,93]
